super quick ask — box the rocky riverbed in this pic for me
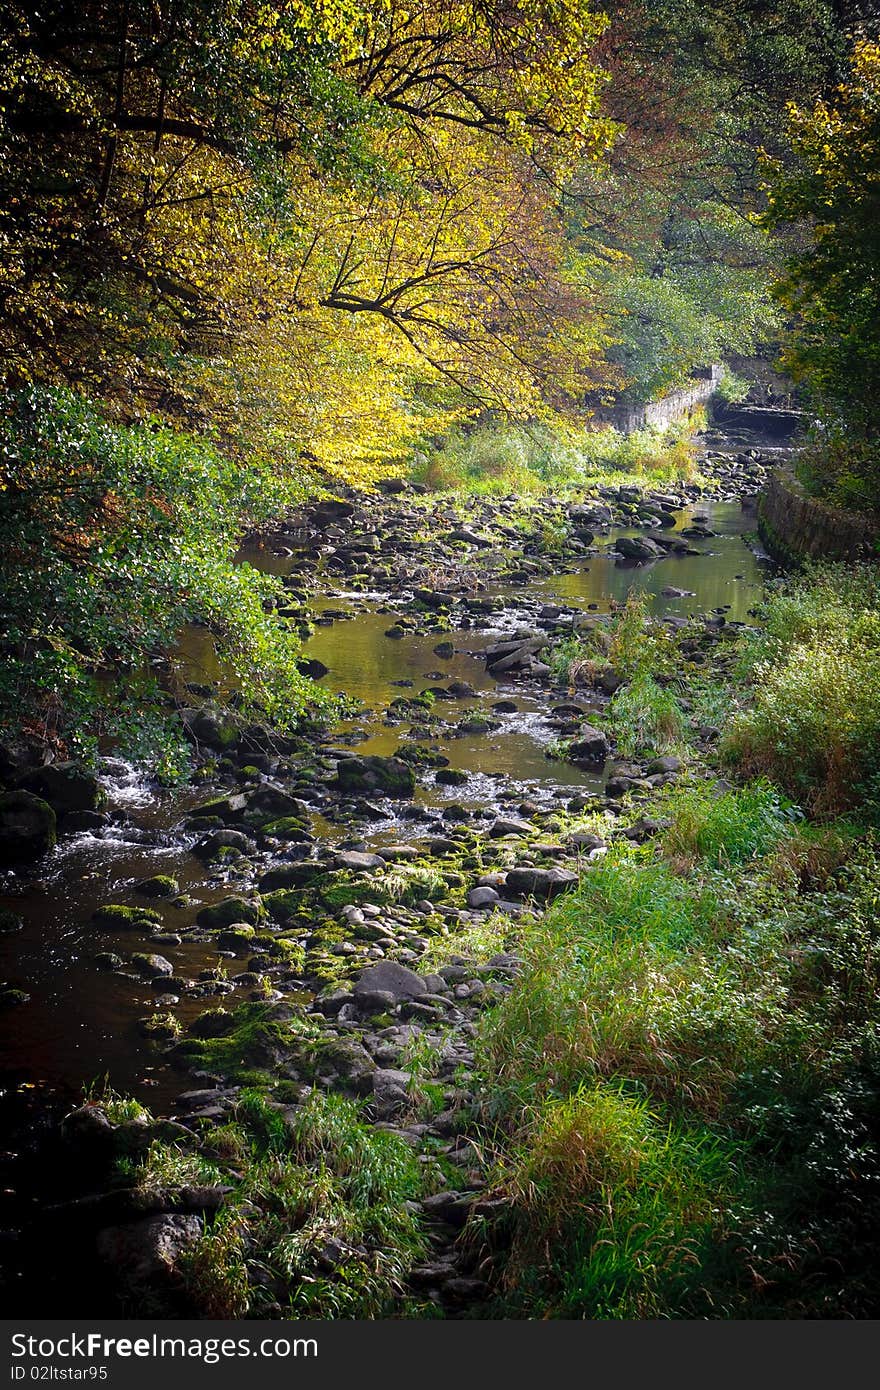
[0,429,786,1316]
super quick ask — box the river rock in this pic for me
[334,755,416,797]
[258,862,323,891]
[95,1213,202,1307]
[566,725,609,765]
[180,707,240,751]
[297,658,329,680]
[466,886,500,910]
[371,1067,411,1118]
[192,829,254,860]
[0,736,47,783]
[0,790,57,862]
[615,536,663,562]
[354,961,428,1003]
[130,953,175,979]
[646,754,681,774]
[488,817,535,838]
[16,762,106,816]
[504,866,579,899]
[134,875,179,898]
[196,896,262,930]
[247,784,309,818]
[333,850,386,871]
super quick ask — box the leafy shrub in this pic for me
[0,386,332,772]
[605,672,684,755]
[795,433,880,517]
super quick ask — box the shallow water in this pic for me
[0,496,769,1106]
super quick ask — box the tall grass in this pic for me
[605,672,685,756]
[661,780,794,869]
[725,565,880,816]
[475,789,880,1316]
[411,417,702,494]
[499,1085,732,1319]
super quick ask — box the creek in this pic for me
[0,487,770,1115]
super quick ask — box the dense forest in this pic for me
[1,0,879,1324]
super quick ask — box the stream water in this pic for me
[0,494,770,1113]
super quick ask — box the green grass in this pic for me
[724,565,880,816]
[472,788,880,1316]
[661,780,795,868]
[604,672,685,756]
[410,417,704,495]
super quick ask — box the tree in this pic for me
[0,0,616,467]
[567,0,843,400]
[763,38,880,433]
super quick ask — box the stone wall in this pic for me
[758,467,879,565]
[599,366,723,433]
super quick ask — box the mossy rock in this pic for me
[262,888,311,923]
[0,987,30,1007]
[319,876,394,910]
[216,925,257,951]
[192,794,247,821]
[134,875,179,899]
[0,908,24,934]
[0,791,56,863]
[92,904,162,928]
[259,817,312,841]
[334,755,416,798]
[258,863,325,892]
[436,767,468,787]
[189,1007,236,1039]
[138,1013,181,1040]
[196,896,263,930]
[171,1001,316,1078]
[254,935,305,966]
[16,762,106,815]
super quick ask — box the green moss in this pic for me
[134,875,179,898]
[259,817,311,839]
[196,896,263,930]
[92,904,162,928]
[171,1001,318,1081]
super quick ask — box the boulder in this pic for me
[467,886,500,910]
[196,896,262,930]
[134,875,179,899]
[0,736,47,783]
[247,784,309,818]
[192,829,255,860]
[488,817,535,838]
[0,790,56,862]
[371,1067,411,1118]
[179,707,240,751]
[334,755,416,798]
[566,725,609,766]
[258,862,323,892]
[16,762,105,815]
[333,850,386,872]
[353,960,428,1003]
[297,658,329,680]
[130,953,175,979]
[504,866,579,900]
[95,1214,202,1307]
[615,536,663,563]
